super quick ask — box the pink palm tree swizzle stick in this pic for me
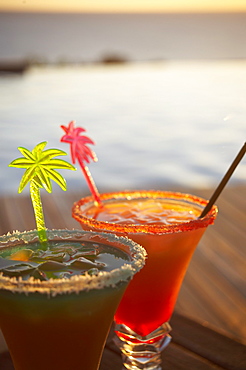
[60,121,102,206]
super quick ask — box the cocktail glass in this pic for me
[0,229,146,370]
[72,190,218,370]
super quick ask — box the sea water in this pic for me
[0,13,245,194]
[0,62,245,194]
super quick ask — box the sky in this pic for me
[1,0,246,13]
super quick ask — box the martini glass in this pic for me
[72,190,218,369]
[0,229,146,370]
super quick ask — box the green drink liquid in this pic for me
[0,240,130,281]
[0,230,145,370]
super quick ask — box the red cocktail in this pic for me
[72,190,217,369]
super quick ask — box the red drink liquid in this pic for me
[73,191,217,338]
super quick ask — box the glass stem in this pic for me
[114,322,172,370]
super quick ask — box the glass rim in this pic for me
[0,229,146,296]
[72,190,218,234]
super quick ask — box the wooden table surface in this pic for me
[0,313,245,370]
[0,184,245,368]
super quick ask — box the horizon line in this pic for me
[1,9,246,14]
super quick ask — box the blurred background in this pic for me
[0,0,246,196]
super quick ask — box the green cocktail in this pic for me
[0,229,145,370]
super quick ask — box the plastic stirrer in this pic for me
[199,142,246,218]
[61,121,102,206]
[9,142,76,244]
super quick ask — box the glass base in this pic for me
[114,322,172,370]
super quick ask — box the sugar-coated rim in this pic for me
[0,229,146,296]
[72,190,218,234]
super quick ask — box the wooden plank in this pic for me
[0,196,27,234]
[41,194,69,229]
[216,197,246,234]
[175,185,246,344]
[105,312,246,370]
[177,217,246,341]
[102,342,224,370]
[177,255,246,342]
[1,313,245,370]
[0,198,9,236]
[199,234,245,296]
[0,344,226,370]
[161,343,224,370]
[99,347,123,370]
[170,313,246,370]
[105,332,224,370]
[0,195,36,234]
[176,282,227,332]
[223,185,246,210]
[51,191,82,230]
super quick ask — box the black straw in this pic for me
[199,142,246,218]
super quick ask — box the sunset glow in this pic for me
[1,0,246,13]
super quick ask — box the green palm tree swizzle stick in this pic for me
[9,142,76,244]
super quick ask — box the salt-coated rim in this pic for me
[0,229,146,296]
[72,190,218,234]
